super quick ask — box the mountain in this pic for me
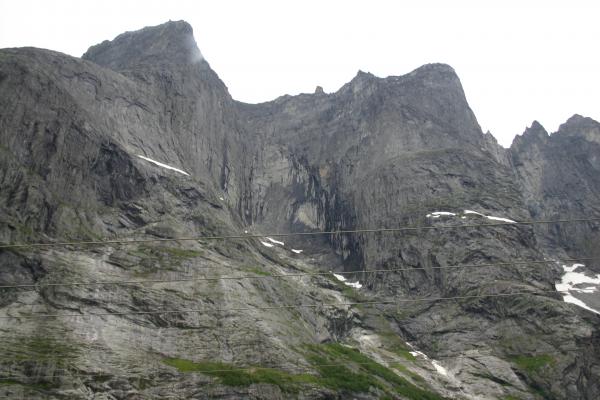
[510,116,600,255]
[1,21,599,399]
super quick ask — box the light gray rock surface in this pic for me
[0,20,599,399]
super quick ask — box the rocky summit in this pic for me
[0,20,599,400]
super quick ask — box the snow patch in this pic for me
[432,360,448,376]
[345,281,363,289]
[464,209,516,223]
[426,211,456,218]
[260,241,274,248]
[266,237,284,246]
[464,209,485,217]
[485,215,517,223]
[556,263,600,314]
[561,293,600,314]
[332,272,362,289]
[291,249,303,254]
[137,155,190,176]
[408,343,450,377]
[409,350,428,359]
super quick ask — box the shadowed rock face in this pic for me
[1,21,599,399]
[510,117,600,256]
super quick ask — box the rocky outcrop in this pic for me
[510,117,600,256]
[238,57,600,400]
[1,20,599,399]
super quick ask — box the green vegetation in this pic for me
[502,352,555,398]
[0,379,20,386]
[129,244,204,275]
[0,336,78,392]
[325,273,366,302]
[389,346,417,361]
[341,285,366,302]
[164,344,445,398]
[509,354,554,374]
[389,363,425,382]
[134,245,204,260]
[163,358,317,392]
[243,266,271,276]
[304,343,445,399]
[0,379,59,391]
[377,332,417,361]
[1,336,80,363]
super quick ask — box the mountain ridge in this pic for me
[1,20,599,400]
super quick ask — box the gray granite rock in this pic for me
[1,20,599,399]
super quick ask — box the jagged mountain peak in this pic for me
[82,20,204,71]
[526,120,549,138]
[511,120,549,149]
[3,21,600,400]
[353,69,376,80]
[562,113,594,126]
[347,63,460,88]
[529,120,546,131]
[558,113,600,133]
[403,63,460,85]
[410,62,457,75]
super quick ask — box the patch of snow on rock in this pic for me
[137,155,190,176]
[556,263,600,314]
[332,272,362,289]
[426,211,456,218]
[485,215,517,223]
[266,237,284,246]
[260,241,274,248]
[464,210,485,217]
[291,249,303,254]
[345,281,363,289]
[561,293,600,314]
[407,344,453,378]
[432,360,448,376]
[464,209,516,223]
[409,350,429,359]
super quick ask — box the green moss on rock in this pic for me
[163,358,317,393]
[509,354,554,374]
[304,343,445,399]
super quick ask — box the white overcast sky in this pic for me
[1,0,598,147]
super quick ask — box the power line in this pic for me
[1,217,598,250]
[0,257,592,290]
[0,289,575,320]
[0,347,588,382]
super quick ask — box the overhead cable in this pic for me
[1,217,598,250]
[0,289,570,320]
[0,257,592,290]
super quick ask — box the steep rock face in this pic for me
[0,20,599,400]
[239,63,600,399]
[0,21,251,246]
[510,116,600,256]
[0,24,384,399]
[240,63,531,276]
